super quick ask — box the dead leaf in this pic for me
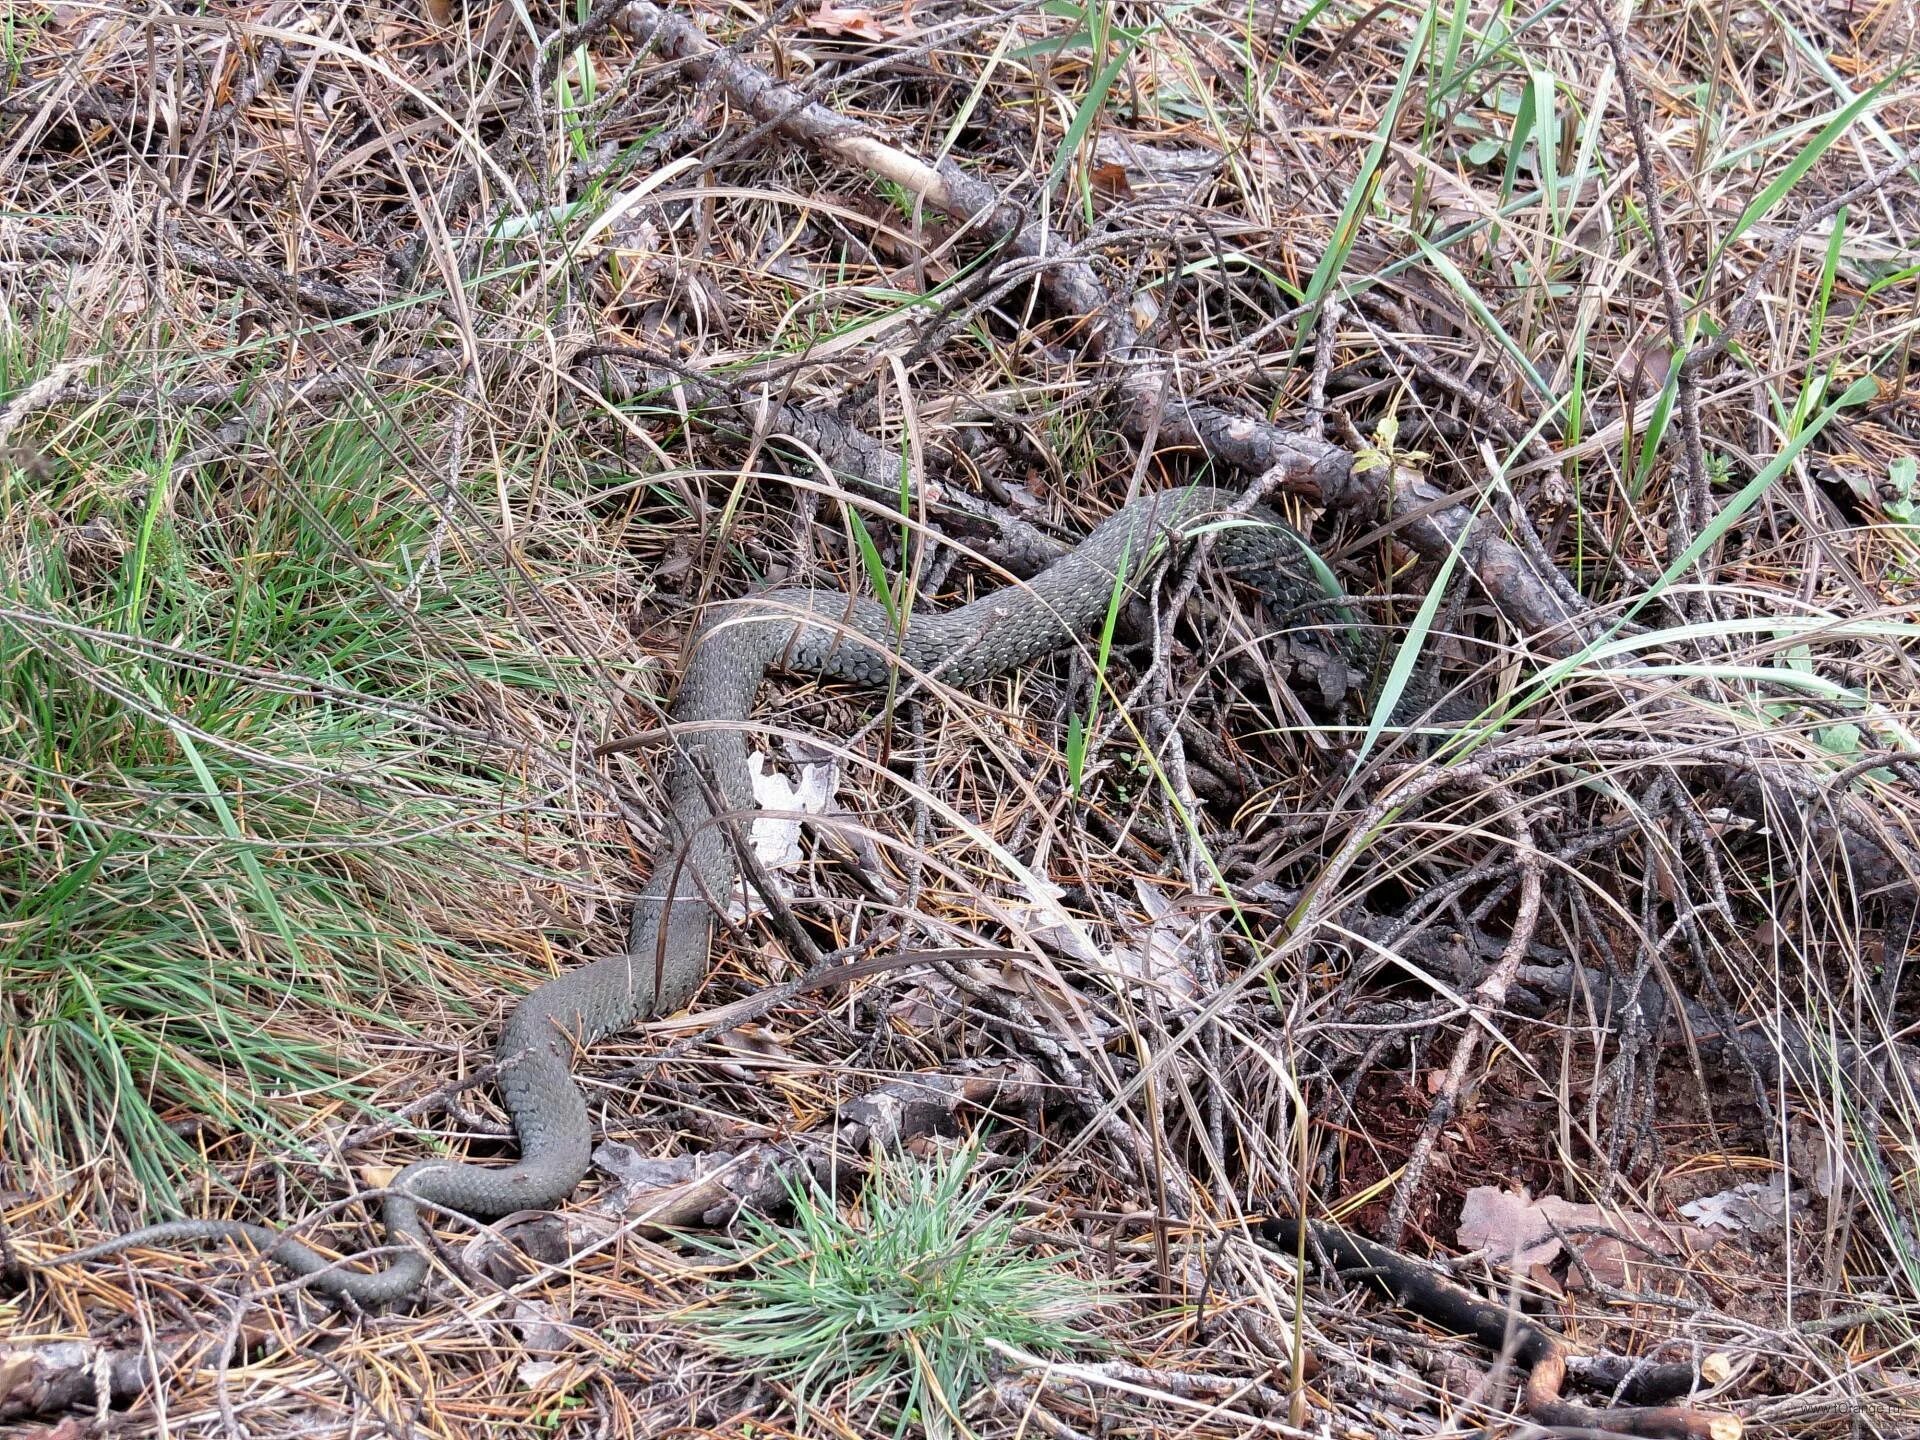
[509,1298,572,1356]
[1458,1185,1715,1290]
[652,544,693,582]
[887,975,953,1031]
[1004,865,1103,965]
[593,1142,699,1206]
[747,748,835,869]
[1787,1120,1839,1199]
[715,1022,796,1081]
[807,2,915,40]
[1110,878,1201,1001]
[1527,1261,1565,1298]
[1090,162,1133,199]
[727,744,838,921]
[1680,1175,1798,1235]
[1617,335,1674,401]
[516,1359,567,1390]
[1458,1185,1563,1270]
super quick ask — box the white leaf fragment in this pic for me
[1111,877,1202,1001]
[726,745,838,920]
[1680,1175,1798,1235]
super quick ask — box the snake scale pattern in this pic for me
[56,485,1331,1304]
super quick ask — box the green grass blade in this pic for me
[847,506,903,632]
[1410,234,1553,401]
[1719,75,1893,256]
[1069,535,1133,796]
[1295,3,1436,351]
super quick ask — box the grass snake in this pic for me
[53,485,1338,1304]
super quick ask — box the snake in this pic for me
[53,485,1333,1305]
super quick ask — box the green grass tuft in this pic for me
[0,356,603,1211]
[687,1148,1098,1437]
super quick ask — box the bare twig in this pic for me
[1585,2,1714,597]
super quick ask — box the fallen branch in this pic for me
[0,1327,271,1421]
[608,0,1606,656]
[4,227,372,318]
[585,1062,1048,1233]
[1262,1218,1742,1440]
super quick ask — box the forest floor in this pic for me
[2,0,1919,1436]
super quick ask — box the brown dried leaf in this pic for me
[1090,162,1134,199]
[1458,1185,1716,1289]
[807,2,914,40]
[1616,335,1675,401]
[1458,1185,1563,1269]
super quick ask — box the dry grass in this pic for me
[2,0,1918,1436]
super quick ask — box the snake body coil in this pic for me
[56,486,1325,1304]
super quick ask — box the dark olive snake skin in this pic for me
[54,486,1330,1304]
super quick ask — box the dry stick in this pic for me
[1692,142,1920,373]
[1585,2,1714,610]
[4,228,369,317]
[0,1334,230,1422]
[206,1289,249,1440]
[1305,296,1342,441]
[985,1339,1301,1435]
[1284,755,1500,949]
[0,359,96,448]
[1381,813,1640,950]
[167,236,365,320]
[606,1,1599,655]
[393,0,722,286]
[683,0,1057,238]
[1381,790,1543,1248]
[190,37,285,150]
[1052,1360,1291,1416]
[900,701,934,911]
[0,89,133,126]
[576,345,1066,576]
[1144,627,1231,1202]
[1262,1220,1741,1440]
[409,365,482,598]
